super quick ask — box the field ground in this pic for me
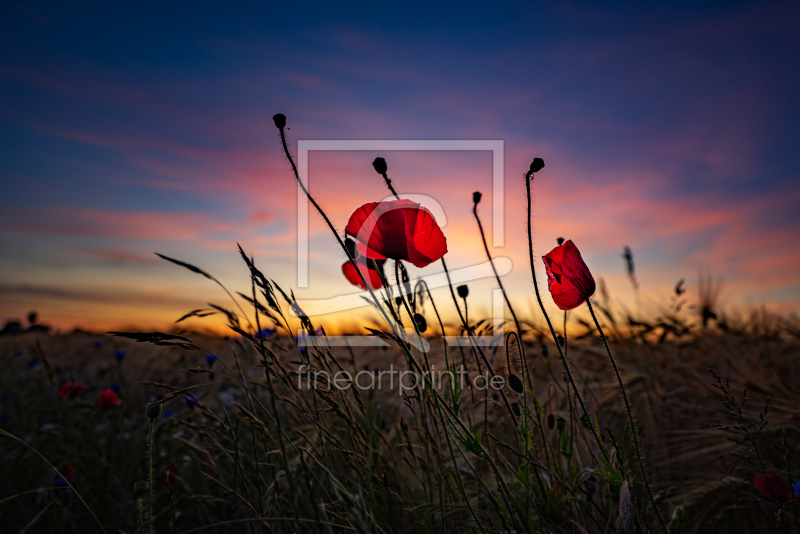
[0,326,798,533]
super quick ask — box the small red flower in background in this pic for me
[754,474,792,503]
[160,463,178,489]
[342,261,384,290]
[54,462,75,487]
[97,388,119,411]
[345,199,447,268]
[59,381,85,399]
[542,240,596,310]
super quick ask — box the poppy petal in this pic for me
[345,201,410,260]
[542,240,595,311]
[404,205,448,268]
[342,261,383,290]
[345,199,447,266]
[754,474,792,503]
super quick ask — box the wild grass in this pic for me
[0,314,797,532]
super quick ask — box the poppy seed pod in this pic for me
[511,403,521,416]
[272,113,286,129]
[372,157,387,175]
[146,402,162,420]
[457,285,469,299]
[413,313,428,333]
[529,157,545,173]
[547,413,555,429]
[472,191,482,204]
[556,416,566,432]
[508,373,524,394]
[478,498,489,510]
[557,237,565,246]
[134,480,149,497]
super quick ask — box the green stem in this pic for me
[148,420,154,534]
[586,299,667,532]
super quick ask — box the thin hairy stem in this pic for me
[524,169,609,464]
[587,299,667,532]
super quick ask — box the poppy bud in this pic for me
[372,157,387,175]
[457,285,469,299]
[395,297,404,307]
[511,403,521,416]
[529,158,545,173]
[557,237,564,246]
[540,345,549,358]
[583,474,598,498]
[413,313,428,333]
[272,114,286,129]
[556,416,566,432]
[547,413,555,429]
[508,373,524,394]
[473,191,482,204]
[580,414,592,430]
[134,480,149,497]
[146,402,162,420]
[478,498,489,510]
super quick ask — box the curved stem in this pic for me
[380,171,400,200]
[525,171,609,463]
[587,299,667,532]
[472,201,535,394]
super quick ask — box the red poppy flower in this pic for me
[97,388,119,411]
[342,260,384,290]
[345,199,447,268]
[754,474,792,503]
[59,381,85,400]
[160,463,178,489]
[542,240,596,310]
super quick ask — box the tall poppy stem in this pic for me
[147,419,154,534]
[586,299,667,532]
[472,198,535,393]
[524,169,609,463]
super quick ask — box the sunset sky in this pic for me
[1,1,798,333]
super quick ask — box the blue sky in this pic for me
[1,1,798,331]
